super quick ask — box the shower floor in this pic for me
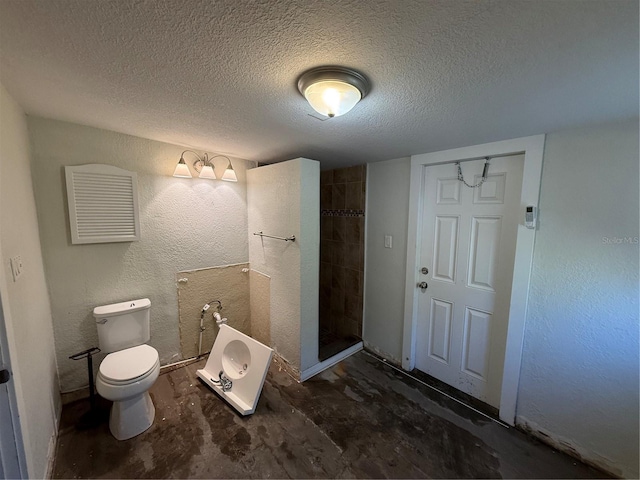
[318,328,360,361]
[52,351,610,479]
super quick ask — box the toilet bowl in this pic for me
[96,343,160,440]
[93,298,160,440]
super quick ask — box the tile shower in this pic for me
[319,165,366,361]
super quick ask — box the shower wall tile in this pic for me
[332,216,346,242]
[320,240,331,264]
[320,185,332,210]
[330,286,345,317]
[331,265,345,290]
[319,164,367,346]
[345,217,361,244]
[331,183,346,209]
[345,165,364,182]
[344,268,361,297]
[333,167,348,184]
[321,216,333,240]
[345,182,362,210]
[331,241,346,266]
[320,263,332,297]
[320,169,333,185]
[345,243,361,270]
[345,295,363,323]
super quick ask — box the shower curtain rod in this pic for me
[253,231,296,242]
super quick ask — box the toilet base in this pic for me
[109,392,155,440]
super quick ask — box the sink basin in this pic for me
[222,340,251,379]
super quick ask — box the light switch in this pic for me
[384,235,393,249]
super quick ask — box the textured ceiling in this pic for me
[0,0,637,169]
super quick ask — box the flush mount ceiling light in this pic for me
[297,66,370,118]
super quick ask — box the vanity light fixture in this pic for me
[173,150,216,179]
[297,66,370,118]
[173,151,238,181]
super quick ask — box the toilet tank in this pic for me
[94,298,151,353]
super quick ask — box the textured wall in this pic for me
[362,157,411,364]
[298,160,320,372]
[0,85,59,478]
[247,158,319,374]
[516,120,639,478]
[249,269,271,347]
[28,117,253,392]
[362,120,639,477]
[177,264,250,359]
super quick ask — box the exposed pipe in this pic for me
[197,300,222,357]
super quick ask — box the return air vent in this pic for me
[65,164,140,244]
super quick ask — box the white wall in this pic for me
[27,117,253,392]
[247,158,319,373]
[299,160,320,372]
[515,120,639,478]
[363,119,639,477]
[0,85,59,478]
[363,157,411,364]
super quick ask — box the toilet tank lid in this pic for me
[93,298,151,318]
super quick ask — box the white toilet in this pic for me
[94,298,160,441]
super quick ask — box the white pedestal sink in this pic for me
[196,324,273,415]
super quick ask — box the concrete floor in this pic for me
[53,351,610,479]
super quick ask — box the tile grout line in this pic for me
[362,350,510,428]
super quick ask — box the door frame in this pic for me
[0,290,27,478]
[402,134,545,425]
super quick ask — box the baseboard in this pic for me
[516,416,625,478]
[300,341,363,382]
[362,341,402,367]
[45,398,61,479]
[271,351,301,381]
[61,386,91,405]
[44,430,57,479]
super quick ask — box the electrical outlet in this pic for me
[10,255,23,281]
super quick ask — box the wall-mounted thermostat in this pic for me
[525,205,537,229]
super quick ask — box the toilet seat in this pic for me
[99,344,159,385]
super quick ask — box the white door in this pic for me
[415,155,523,408]
[0,293,22,479]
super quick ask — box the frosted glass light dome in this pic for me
[303,80,362,118]
[297,66,370,118]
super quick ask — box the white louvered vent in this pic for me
[65,164,140,244]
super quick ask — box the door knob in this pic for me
[0,369,10,385]
[417,281,428,292]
